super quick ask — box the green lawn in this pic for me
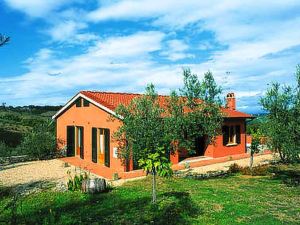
[1,174,299,225]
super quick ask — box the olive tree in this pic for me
[166,69,224,153]
[0,34,9,47]
[114,69,224,203]
[114,84,173,203]
[260,65,300,163]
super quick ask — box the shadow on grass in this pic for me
[4,189,201,225]
[269,164,300,186]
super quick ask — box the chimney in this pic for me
[226,93,236,110]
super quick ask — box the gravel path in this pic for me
[189,153,275,174]
[0,154,276,189]
[0,159,99,190]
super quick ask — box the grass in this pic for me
[1,171,300,224]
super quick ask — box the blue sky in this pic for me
[1,0,300,113]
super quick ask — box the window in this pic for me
[83,99,90,107]
[92,127,110,167]
[76,98,82,107]
[223,125,241,146]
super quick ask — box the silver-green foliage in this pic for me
[260,65,300,163]
[114,69,224,202]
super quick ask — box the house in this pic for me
[52,91,253,179]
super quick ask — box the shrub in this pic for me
[228,163,270,176]
[67,171,89,192]
[112,173,119,180]
[18,121,57,159]
[184,162,190,169]
[0,141,13,157]
[228,163,242,174]
[240,165,269,176]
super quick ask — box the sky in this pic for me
[0,0,300,113]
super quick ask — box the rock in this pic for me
[81,178,107,194]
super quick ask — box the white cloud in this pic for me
[160,39,194,61]
[3,0,74,17]
[3,0,300,113]
[47,20,98,44]
[0,31,171,105]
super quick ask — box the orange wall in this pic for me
[209,119,246,158]
[56,102,247,172]
[172,118,247,163]
[56,102,125,173]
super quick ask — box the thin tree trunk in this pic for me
[152,169,157,204]
[250,153,254,173]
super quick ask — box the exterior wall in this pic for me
[56,100,247,173]
[171,118,247,163]
[210,118,247,158]
[56,102,125,174]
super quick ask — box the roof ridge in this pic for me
[80,90,169,97]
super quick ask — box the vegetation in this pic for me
[114,69,223,203]
[168,69,223,152]
[0,33,9,47]
[249,129,261,170]
[67,171,89,192]
[18,120,58,159]
[0,105,61,158]
[228,163,270,176]
[1,168,299,225]
[260,65,300,163]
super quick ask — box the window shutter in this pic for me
[80,127,84,159]
[83,99,89,107]
[92,128,97,163]
[76,98,82,107]
[236,125,241,144]
[66,126,75,156]
[104,129,110,167]
[222,126,229,146]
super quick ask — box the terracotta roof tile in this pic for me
[81,91,253,118]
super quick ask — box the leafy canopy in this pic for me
[0,34,9,47]
[113,69,224,203]
[167,68,224,153]
[260,65,300,163]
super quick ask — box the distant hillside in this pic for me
[0,105,61,147]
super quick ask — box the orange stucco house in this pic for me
[53,91,253,179]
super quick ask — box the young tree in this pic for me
[114,84,173,203]
[260,65,300,163]
[249,129,261,171]
[114,69,224,203]
[168,69,224,153]
[0,34,10,47]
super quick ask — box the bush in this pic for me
[0,141,13,157]
[228,163,270,176]
[228,163,242,174]
[18,121,57,159]
[67,171,89,192]
[240,165,269,176]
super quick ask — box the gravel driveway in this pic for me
[0,159,100,193]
